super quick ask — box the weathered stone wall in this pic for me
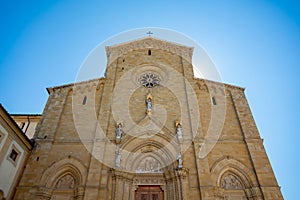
[14,37,283,200]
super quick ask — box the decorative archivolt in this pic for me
[39,156,87,188]
[121,139,179,172]
[211,157,265,199]
[210,157,258,189]
[120,129,178,152]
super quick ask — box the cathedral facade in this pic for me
[14,37,283,200]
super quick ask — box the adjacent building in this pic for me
[0,104,33,199]
[11,114,42,139]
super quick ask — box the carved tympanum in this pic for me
[55,174,75,189]
[136,156,163,173]
[221,174,243,190]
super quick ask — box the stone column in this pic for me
[114,177,123,200]
[176,168,189,200]
[111,170,127,200]
[130,184,137,200]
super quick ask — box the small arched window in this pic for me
[148,49,151,55]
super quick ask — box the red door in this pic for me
[135,186,163,200]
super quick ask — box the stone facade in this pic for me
[14,37,283,199]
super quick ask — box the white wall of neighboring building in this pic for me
[0,140,25,198]
[11,115,41,139]
[0,124,8,152]
[0,105,33,200]
[24,121,39,138]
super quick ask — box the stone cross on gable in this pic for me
[146,31,153,37]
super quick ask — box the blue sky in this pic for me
[0,0,299,199]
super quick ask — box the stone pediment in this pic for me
[105,37,194,65]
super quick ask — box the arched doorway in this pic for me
[36,158,86,200]
[111,135,186,200]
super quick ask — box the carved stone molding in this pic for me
[214,187,226,200]
[35,187,53,200]
[245,187,263,199]
[133,175,165,186]
[210,157,257,188]
[75,186,85,199]
[175,167,189,177]
[111,169,134,181]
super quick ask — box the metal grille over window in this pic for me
[140,73,160,88]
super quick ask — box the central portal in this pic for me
[135,185,164,200]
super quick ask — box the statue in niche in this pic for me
[146,94,152,115]
[177,152,183,169]
[115,147,121,168]
[116,122,123,139]
[176,122,183,140]
[55,174,75,189]
[221,174,243,190]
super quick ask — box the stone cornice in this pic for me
[194,78,245,91]
[46,77,105,94]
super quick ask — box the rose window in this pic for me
[140,73,160,88]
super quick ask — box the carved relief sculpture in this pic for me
[136,156,163,173]
[221,174,243,190]
[55,174,75,189]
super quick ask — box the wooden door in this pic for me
[135,186,163,200]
